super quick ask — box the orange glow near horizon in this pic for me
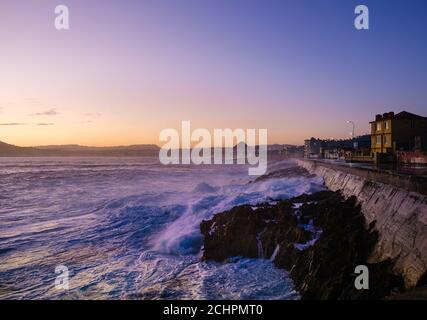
[0,93,371,147]
[0,94,371,147]
[2,1,423,148]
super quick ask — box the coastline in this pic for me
[200,161,427,299]
[297,159,427,288]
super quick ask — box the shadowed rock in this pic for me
[251,166,315,183]
[201,191,405,300]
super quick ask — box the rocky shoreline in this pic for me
[200,169,408,299]
[297,159,427,289]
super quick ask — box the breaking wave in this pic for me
[0,157,324,299]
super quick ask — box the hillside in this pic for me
[0,141,160,157]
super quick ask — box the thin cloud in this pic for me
[31,108,59,116]
[24,98,42,104]
[83,112,102,117]
[0,122,55,126]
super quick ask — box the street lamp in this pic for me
[346,120,355,139]
[347,120,359,150]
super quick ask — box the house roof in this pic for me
[370,111,427,123]
[394,111,427,120]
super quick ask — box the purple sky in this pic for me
[1,0,426,146]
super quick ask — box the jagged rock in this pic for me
[251,166,315,183]
[297,159,427,288]
[200,191,405,300]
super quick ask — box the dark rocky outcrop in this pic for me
[251,166,315,183]
[297,159,427,288]
[200,191,405,299]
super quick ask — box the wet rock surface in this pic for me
[251,166,315,183]
[200,190,405,299]
[297,159,427,288]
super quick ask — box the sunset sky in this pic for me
[1,0,426,146]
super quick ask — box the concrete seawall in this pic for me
[296,159,427,288]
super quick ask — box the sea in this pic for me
[0,157,324,300]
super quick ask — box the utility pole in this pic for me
[347,120,357,149]
[347,120,355,139]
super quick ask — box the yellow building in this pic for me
[370,111,427,155]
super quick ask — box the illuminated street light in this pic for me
[347,120,355,139]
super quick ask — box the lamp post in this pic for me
[347,120,359,150]
[346,121,355,139]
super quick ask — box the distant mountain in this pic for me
[34,144,159,151]
[0,140,300,157]
[0,141,45,156]
[0,141,160,157]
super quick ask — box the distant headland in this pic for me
[0,140,160,157]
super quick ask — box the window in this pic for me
[385,121,389,130]
[384,135,388,145]
[376,122,382,131]
[376,135,381,145]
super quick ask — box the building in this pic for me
[321,135,371,162]
[370,111,427,156]
[304,138,322,158]
[304,135,371,160]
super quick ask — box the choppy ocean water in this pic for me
[0,157,324,300]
